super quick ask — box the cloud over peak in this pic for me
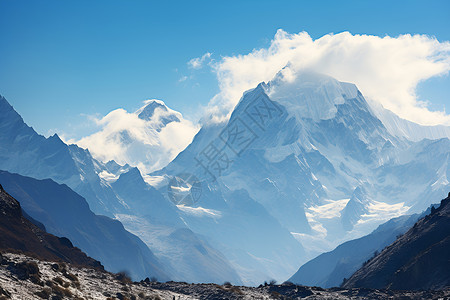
[208,30,450,126]
[73,100,199,174]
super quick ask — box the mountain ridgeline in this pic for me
[343,193,450,290]
[288,210,426,288]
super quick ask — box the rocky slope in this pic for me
[0,185,101,269]
[0,253,187,300]
[343,193,450,290]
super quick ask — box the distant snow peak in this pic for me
[74,99,199,174]
[136,99,181,127]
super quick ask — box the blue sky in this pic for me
[1,0,449,138]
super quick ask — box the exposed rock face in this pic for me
[343,193,450,290]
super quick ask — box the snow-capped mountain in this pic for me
[1,66,448,285]
[74,99,199,173]
[152,68,449,270]
[0,95,242,284]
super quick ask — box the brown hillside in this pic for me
[0,184,103,270]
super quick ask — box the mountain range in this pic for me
[150,69,449,281]
[0,95,242,284]
[0,67,449,285]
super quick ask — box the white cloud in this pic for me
[188,52,212,69]
[178,75,188,82]
[207,30,450,126]
[72,101,199,174]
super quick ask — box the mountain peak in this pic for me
[0,95,24,123]
[135,99,181,126]
[265,69,359,122]
[48,133,64,145]
[136,99,167,119]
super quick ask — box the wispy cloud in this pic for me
[207,30,450,126]
[178,75,188,82]
[188,52,212,69]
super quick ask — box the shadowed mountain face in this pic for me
[0,171,169,281]
[288,211,425,288]
[343,193,450,290]
[0,184,102,269]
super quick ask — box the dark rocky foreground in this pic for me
[144,281,450,300]
[1,252,450,299]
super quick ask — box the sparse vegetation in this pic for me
[11,260,41,284]
[0,287,11,298]
[35,287,51,299]
[116,271,132,285]
[53,276,64,285]
[52,284,73,297]
[223,281,232,287]
[51,263,60,271]
[271,291,282,299]
[362,250,379,267]
[63,271,78,282]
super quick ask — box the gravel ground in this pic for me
[1,253,449,300]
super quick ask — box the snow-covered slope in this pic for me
[74,99,199,173]
[153,69,449,275]
[368,99,450,142]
